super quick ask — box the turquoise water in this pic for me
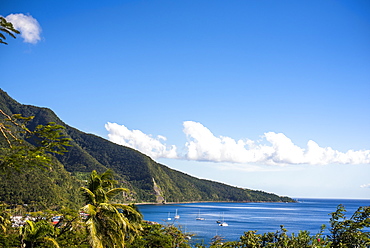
[137,198,370,245]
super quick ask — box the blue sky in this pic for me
[1,0,370,199]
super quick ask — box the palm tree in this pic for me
[80,170,142,248]
[121,204,143,244]
[0,17,20,45]
[19,219,60,248]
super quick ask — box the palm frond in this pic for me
[80,187,96,205]
[80,204,97,217]
[100,169,117,189]
[43,236,60,248]
[113,203,143,220]
[106,187,130,200]
[0,17,20,45]
[86,217,104,248]
[98,203,127,224]
[88,170,103,192]
[0,27,17,38]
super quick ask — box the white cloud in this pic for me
[105,122,178,159]
[105,121,370,166]
[5,13,42,44]
[183,121,273,163]
[360,184,370,188]
[183,121,370,165]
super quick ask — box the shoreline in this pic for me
[132,200,296,205]
[123,197,370,206]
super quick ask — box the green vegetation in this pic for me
[0,169,193,247]
[20,219,60,248]
[0,88,295,204]
[0,90,368,247]
[0,17,20,45]
[80,169,142,248]
[195,205,370,247]
[127,222,193,248]
[1,17,367,248]
[0,107,82,210]
[0,198,368,247]
[0,109,71,173]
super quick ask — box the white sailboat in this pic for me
[167,212,171,221]
[196,209,205,220]
[218,212,228,226]
[219,221,228,226]
[174,209,180,219]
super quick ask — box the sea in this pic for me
[137,198,370,246]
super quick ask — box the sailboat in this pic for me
[196,209,205,220]
[174,209,180,219]
[167,212,171,221]
[218,212,228,226]
[216,212,221,223]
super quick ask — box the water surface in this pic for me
[137,198,370,245]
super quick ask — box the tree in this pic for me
[80,169,142,248]
[20,219,60,248]
[127,222,192,248]
[0,16,20,45]
[53,208,90,247]
[329,204,370,248]
[0,110,71,173]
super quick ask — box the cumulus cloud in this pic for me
[183,121,370,165]
[105,121,370,165]
[5,13,42,44]
[105,122,178,159]
[183,121,272,163]
[360,184,370,188]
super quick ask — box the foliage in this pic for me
[199,226,330,248]
[0,198,369,248]
[53,207,89,247]
[0,203,11,233]
[0,154,83,210]
[0,106,82,210]
[61,128,294,203]
[0,89,294,204]
[328,204,370,248]
[127,222,192,248]
[0,17,20,45]
[80,169,142,248]
[2,206,90,247]
[20,219,60,248]
[0,109,71,173]
[195,205,370,248]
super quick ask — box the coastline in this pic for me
[132,197,370,206]
[132,199,297,205]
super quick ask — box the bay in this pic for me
[137,198,370,245]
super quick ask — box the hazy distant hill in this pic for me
[0,89,294,208]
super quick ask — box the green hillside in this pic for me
[0,89,294,208]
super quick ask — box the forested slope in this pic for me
[0,89,294,207]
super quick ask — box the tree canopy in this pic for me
[0,109,71,173]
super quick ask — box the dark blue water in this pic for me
[137,198,370,245]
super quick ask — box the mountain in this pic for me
[0,89,294,208]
